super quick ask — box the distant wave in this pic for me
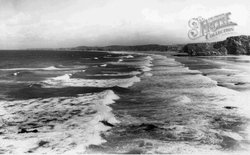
[40,74,141,88]
[0,65,87,71]
[93,71,142,76]
[111,56,153,66]
[0,66,59,71]
[43,66,58,70]
[111,56,154,73]
[100,64,107,67]
[13,72,19,76]
[124,55,134,58]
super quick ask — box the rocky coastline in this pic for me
[182,35,250,56]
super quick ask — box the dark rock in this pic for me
[224,106,237,109]
[224,36,250,55]
[38,140,49,147]
[31,129,38,133]
[18,129,28,133]
[182,35,250,56]
[182,43,227,56]
[27,150,34,153]
[100,120,114,127]
[18,128,38,134]
[168,44,185,51]
[235,82,245,85]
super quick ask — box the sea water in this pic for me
[0,50,250,154]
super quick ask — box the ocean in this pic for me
[0,50,250,154]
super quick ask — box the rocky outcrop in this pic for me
[222,35,250,55]
[167,44,185,51]
[182,35,250,56]
[182,43,227,56]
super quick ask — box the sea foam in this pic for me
[0,90,120,154]
[41,74,141,88]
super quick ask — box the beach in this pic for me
[0,50,250,154]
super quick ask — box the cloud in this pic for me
[0,0,250,49]
[141,8,176,24]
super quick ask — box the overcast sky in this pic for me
[0,0,250,49]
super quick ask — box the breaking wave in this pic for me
[0,90,120,154]
[0,51,156,154]
[40,74,141,88]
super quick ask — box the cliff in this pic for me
[222,35,250,55]
[182,35,250,56]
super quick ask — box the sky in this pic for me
[0,0,250,49]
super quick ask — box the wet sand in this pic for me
[175,55,250,92]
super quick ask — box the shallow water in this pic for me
[83,53,250,154]
[0,50,250,154]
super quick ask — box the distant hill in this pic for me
[27,44,184,52]
[67,44,170,51]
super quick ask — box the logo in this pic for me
[188,12,237,40]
